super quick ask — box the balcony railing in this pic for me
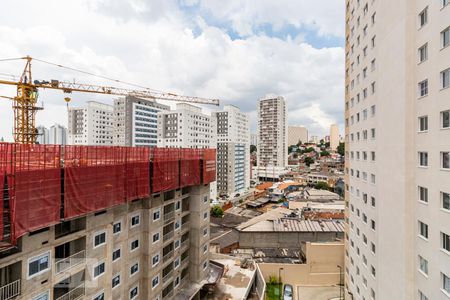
[55,283,85,300]
[0,279,20,300]
[163,250,173,263]
[164,212,175,223]
[181,240,189,249]
[163,231,174,242]
[162,270,173,281]
[163,290,174,300]
[55,250,86,274]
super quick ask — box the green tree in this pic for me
[304,157,315,166]
[337,142,345,156]
[304,147,315,153]
[211,205,224,218]
[315,181,330,190]
[320,151,330,157]
[250,145,257,153]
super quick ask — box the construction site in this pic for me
[0,56,220,300]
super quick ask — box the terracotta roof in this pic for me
[256,182,273,190]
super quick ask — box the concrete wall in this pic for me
[238,231,343,248]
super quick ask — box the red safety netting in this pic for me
[152,148,180,193]
[202,149,217,184]
[0,143,8,240]
[180,149,201,187]
[126,147,150,201]
[9,144,61,243]
[64,146,126,219]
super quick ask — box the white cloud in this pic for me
[0,0,344,141]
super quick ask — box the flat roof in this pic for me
[273,219,345,232]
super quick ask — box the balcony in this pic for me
[164,211,175,224]
[55,283,85,300]
[55,250,86,274]
[0,279,20,300]
[163,231,174,242]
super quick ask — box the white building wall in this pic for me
[288,126,308,146]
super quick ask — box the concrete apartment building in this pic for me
[330,124,339,151]
[157,103,216,149]
[345,1,450,300]
[250,133,258,146]
[288,125,308,146]
[214,105,250,197]
[49,124,67,145]
[68,101,114,145]
[36,125,49,145]
[256,95,288,181]
[113,96,170,147]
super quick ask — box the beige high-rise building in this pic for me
[345,1,450,300]
[330,124,339,151]
[288,125,308,146]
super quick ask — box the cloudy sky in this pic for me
[0,0,345,142]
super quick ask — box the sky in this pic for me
[0,0,345,142]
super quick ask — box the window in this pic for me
[112,274,121,288]
[203,212,208,220]
[419,291,428,300]
[442,232,450,252]
[419,221,428,239]
[113,248,121,261]
[419,7,428,27]
[418,80,428,97]
[442,68,450,89]
[174,257,180,269]
[93,292,104,300]
[152,275,160,289]
[113,221,121,234]
[442,110,450,128]
[444,0,450,7]
[175,220,181,231]
[203,244,208,254]
[131,213,140,227]
[33,291,50,300]
[203,196,208,204]
[442,152,450,169]
[153,232,160,243]
[130,239,139,251]
[153,209,161,221]
[418,152,428,167]
[203,261,208,270]
[175,239,181,249]
[176,201,181,210]
[28,252,50,278]
[371,151,376,161]
[130,262,139,276]
[130,286,139,300]
[418,256,428,275]
[443,192,450,211]
[203,227,208,237]
[175,276,180,287]
[418,44,428,62]
[93,261,105,278]
[371,12,376,24]
[442,273,450,295]
[152,254,160,267]
[371,265,376,277]
[442,27,450,48]
[371,128,376,139]
[418,116,428,132]
[94,231,106,248]
[419,186,428,203]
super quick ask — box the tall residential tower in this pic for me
[345,1,450,299]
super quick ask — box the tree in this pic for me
[320,151,330,157]
[315,181,330,190]
[304,147,315,153]
[250,145,257,153]
[304,157,314,166]
[337,142,345,156]
[293,153,298,159]
[288,145,295,153]
[211,205,224,218]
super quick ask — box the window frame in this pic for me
[93,261,106,279]
[130,212,141,228]
[93,230,106,249]
[27,251,51,279]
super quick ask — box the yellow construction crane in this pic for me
[0,56,220,144]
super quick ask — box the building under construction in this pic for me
[0,143,216,300]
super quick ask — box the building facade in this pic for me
[49,124,67,145]
[256,95,287,181]
[214,105,250,197]
[345,1,450,300]
[113,96,170,147]
[288,126,308,146]
[36,125,49,145]
[68,101,114,145]
[330,124,339,151]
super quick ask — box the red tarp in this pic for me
[180,149,201,187]
[152,148,180,193]
[202,149,217,184]
[126,147,150,201]
[0,143,8,240]
[64,146,126,219]
[9,144,61,243]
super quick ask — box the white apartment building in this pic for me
[256,95,287,181]
[36,125,49,145]
[345,1,450,300]
[250,133,258,146]
[288,125,309,146]
[49,124,67,145]
[214,105,250,197]
[157,103,216,149]
[113,96,170,147]
[68,101,114,145]
[330,123,340,151]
